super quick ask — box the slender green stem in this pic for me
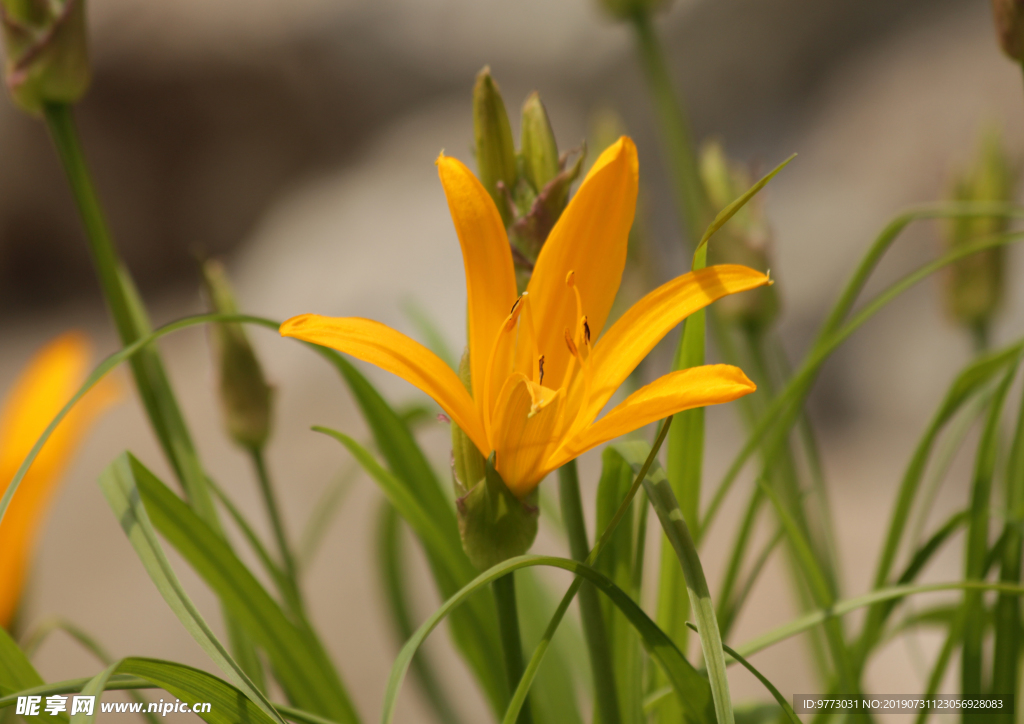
[630,10,709,244]
[42,102,267,687]
[42,102,216,522]
[251,448,298,594]
[558,460,621,724]
[493,573,532,724]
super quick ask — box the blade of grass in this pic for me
[702,226,1024,540]
[315,427,507,716]
[657,242,707,724]
[20,618,157,724]
[733,580,1024,662]
[376,501,463,724]
[854,342,1023,673]
[97,453,287,724]
[42,103,217,527]
[559,459,620,724]
[993,378,1024,724]
[596,448,644,724]
[963,362,1019,716]
[380,554,713,724]
[685,622,801,724]
[128,454,358,721]
[631,441,733,724]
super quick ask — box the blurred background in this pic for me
[3,0,1024,719]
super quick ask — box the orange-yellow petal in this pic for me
[526,137,639,387]
[492,374,562,498]
[280,314,488,455]
[0,332,120,628]
[437,154,518,415]
[549,364,755,469]
[581,264,769,427]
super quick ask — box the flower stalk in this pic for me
[493,572,533,724]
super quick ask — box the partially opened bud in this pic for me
[473,67,517,225]
[520,92,560,196]
[699,141,780,331]
[202,259,273,450]
[456,454,539,570]
[451,349,486,494]
[992,0,1024,60]
[1,0,90,114]
[943,129,1015,335]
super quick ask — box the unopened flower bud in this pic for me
[520,92,560,196]
[943,128,1015,336]
[202,259,273,450]
[451,348,486,494]
[992,0,1024,60]
[1,0,90,114]
[597,0,672,21]
[456,454,539,570]
[473,67,517,225]
[699,141,780,331]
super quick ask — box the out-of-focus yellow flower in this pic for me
[0,332,119,628]
[281,138,767,498]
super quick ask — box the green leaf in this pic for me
[314,426,507,715]
[963,362,1019,710]
[380,555,715,724]
[595,448,643,724]
[685,623,801,724]
[512,571,585,724]
[614,441,732,724]
[376,501,463,724]
[693,153,796,256]
[0,626,59,723]
[127,454,358,723]
[702,224,1024,540]
[97,452,288,724]
[733,580,1024,662]
[658,241,707,724]
[65,658,278,724]
[993,380,1024,723]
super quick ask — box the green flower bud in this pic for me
[201,259,273,450]
[943,128,1015,335]
[992,0,1024,60]
[597,0,672,21]
[451,348,486,494]
[1,0,90,114]
[473,66,517,226]
[699,140,780,331]
[507,147,584,270]
[456,454,539,570]
[520,92,560,196]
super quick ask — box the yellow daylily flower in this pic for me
[0,332,119,628]
[281,137,769,498]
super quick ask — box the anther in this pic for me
[565,270,575,287]
[538,355,545,386]
[583,317,591,346]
